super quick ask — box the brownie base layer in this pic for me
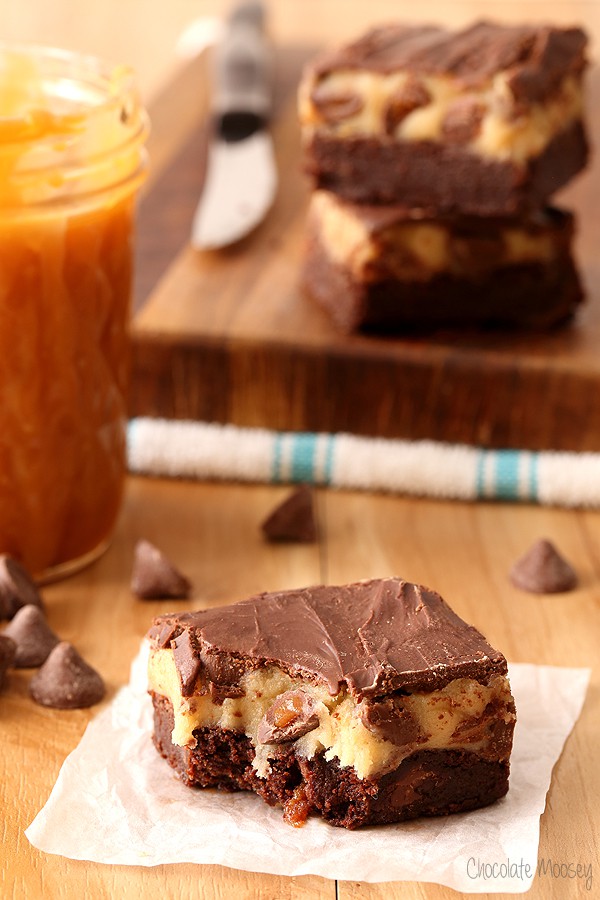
[302,235,584,334]
[151,692,510,829]
[305,119,589,216]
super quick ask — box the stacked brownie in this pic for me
[298,21,589,332]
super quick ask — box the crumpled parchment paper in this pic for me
[26,644,590,893]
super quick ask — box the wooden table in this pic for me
[1,3,599,899]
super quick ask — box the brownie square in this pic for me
[301,190,584,332]
[147,577,516,828]
[298,21,589,214]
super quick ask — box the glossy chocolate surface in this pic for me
[148,577,507,699]
[311,21,587,102]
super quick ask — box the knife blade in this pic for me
[191,1,276,250]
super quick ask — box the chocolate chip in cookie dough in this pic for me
[131,540,192,600]
[441,95,486,144]
[3,605,60,668]
[257,690,320,744]
[0,555,44,620]
[29,642,105,709]
[361,697,426,745]
[0,634,16,690]
[384,76,431,135]
[261,485,317,543]
[509,538,577,593]
[311,85,364,123]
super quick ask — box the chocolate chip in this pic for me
[441,96,486,144]
[29,642,105,709]
[311,85,363,122]
[257,690,319,744]
[261,485,317,543]
[209,681,245,704]
[509,538,577,593]
[384,76,431,135]
[3,605,60,667]
[0,555,44,620]
[451,235,502,275]
[361,697,426,745]
[201,651,246,687]
[147,621,179,649]
[0,634,16,690]
[171,629,202,697]
[131,540,191,599]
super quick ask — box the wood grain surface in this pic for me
[1,3,599,899]
[2,477,598,899]
[130,9,600,450]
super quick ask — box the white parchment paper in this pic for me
[25,645,590,893]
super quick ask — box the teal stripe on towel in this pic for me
[290,433,317,482]
[474,449,541,501]
[529,452,539,500]
[495,450,521,500]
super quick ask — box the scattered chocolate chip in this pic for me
[360,697,426,745]
[509,538,577,593]
[29,642,105,709]
[384,76,431,135]
[261,485,317,543]
[0,634,16,690]
[3,605,60,668]
[0,555,44,620]
[311,85,363,122]
[131,540,191,599]
[257,690,319,744]
[441,96,486,144]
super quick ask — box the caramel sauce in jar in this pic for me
[0,46,148,579]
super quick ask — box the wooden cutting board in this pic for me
[130,47,600,452]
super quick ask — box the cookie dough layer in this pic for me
[302,191,583,332]
[149,647,514,780]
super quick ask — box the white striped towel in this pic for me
[127,418,600,508]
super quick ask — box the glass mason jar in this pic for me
[0,44,148,580]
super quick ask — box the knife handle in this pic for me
[214,2,271,127]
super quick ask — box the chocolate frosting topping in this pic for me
[310,21,587,103]
[148,578,507,699]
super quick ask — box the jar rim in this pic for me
[0,42,140,144]
[0,42,148,211]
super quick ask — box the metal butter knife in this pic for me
[191,1,276,250]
